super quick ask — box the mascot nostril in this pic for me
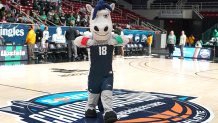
[94,26,99,32]
[74,0,129,123]
[104,26,109,32]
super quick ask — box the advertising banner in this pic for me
[0,23,89,45]
[160,10,183,18]
[1,23,154,46]
[173,47,212,60]
[123,29,155,47]
[0,45,28,61]
[0,23,27,45]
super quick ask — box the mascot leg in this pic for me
[85,92,100,118]
[101,90,118,123]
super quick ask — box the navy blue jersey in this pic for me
[89,45,114,75]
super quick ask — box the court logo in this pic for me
[51,68,88,77]
[199,49,211,59]
[0,90,214,123]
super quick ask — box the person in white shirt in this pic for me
[42,26,50,52]
[179,30,186,59]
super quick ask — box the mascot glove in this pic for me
[87,39,95,46]
[81,37,94,46]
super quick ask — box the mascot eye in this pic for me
[104,14,108,18]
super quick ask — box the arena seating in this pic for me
[184,1,218,18]
[200,11,218,17]
[7,0,150,30]
[33,42,145,61]
[124,43,145,56]
[185,0,218,9]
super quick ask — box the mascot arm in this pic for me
[110,34,129,46]
[74,36,95,47]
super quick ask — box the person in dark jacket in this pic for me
[76,30,88,60]
[65,26,78,60]
[35,25,43,47]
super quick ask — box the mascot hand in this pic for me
[111,34,129,46]
[74,36,94,47]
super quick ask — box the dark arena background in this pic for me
[0,0,217,123]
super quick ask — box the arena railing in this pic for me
[32,12,58,26]
[6,2,41,24]
[132,2,218,10]
[141,22,166,34]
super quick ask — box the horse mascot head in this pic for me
[86,0,115,42]
[74,0,128,46]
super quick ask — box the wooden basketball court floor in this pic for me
[0,56,217,123]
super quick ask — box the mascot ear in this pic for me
[86,4,93,13]
[110,3,115,11]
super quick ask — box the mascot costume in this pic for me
[74,0,128,123]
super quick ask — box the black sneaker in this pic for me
[104,111,118,123]
[85,109,97,118]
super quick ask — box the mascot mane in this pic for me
[92,0,112,20]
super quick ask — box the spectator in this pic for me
[166,30,176,59]
[57,0,62,13]
[59,12,66,26]
[40,11,47,21]
[38,0,45,15]
[179,30,186,59]
[33,0,39,10]
[82,14,89,27]
[16,15,23,23]
[212,29,218,38]
[113,24,123,56]
[75,12,80,26]
[52,2,58,11]
[77,30,88,60]
[26,25,36,60]
[147,34,153,56]
[1,16,7,23]
[42,26,49,52]
[0,6,5,20]
[67,13,76,26]
[7,12,16,22]
[35,25,43,46]
[44,1,50,15]
[21,13,29,23]
[79,6,86,15]
[53,12,60,25]
[188,34,195,47]
[47,9,54,21]
[186,36,189,47]
[39,22,45,31]
[65,26,78,60]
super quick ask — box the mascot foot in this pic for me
[104,111,118,123]
[85,109,97,118]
